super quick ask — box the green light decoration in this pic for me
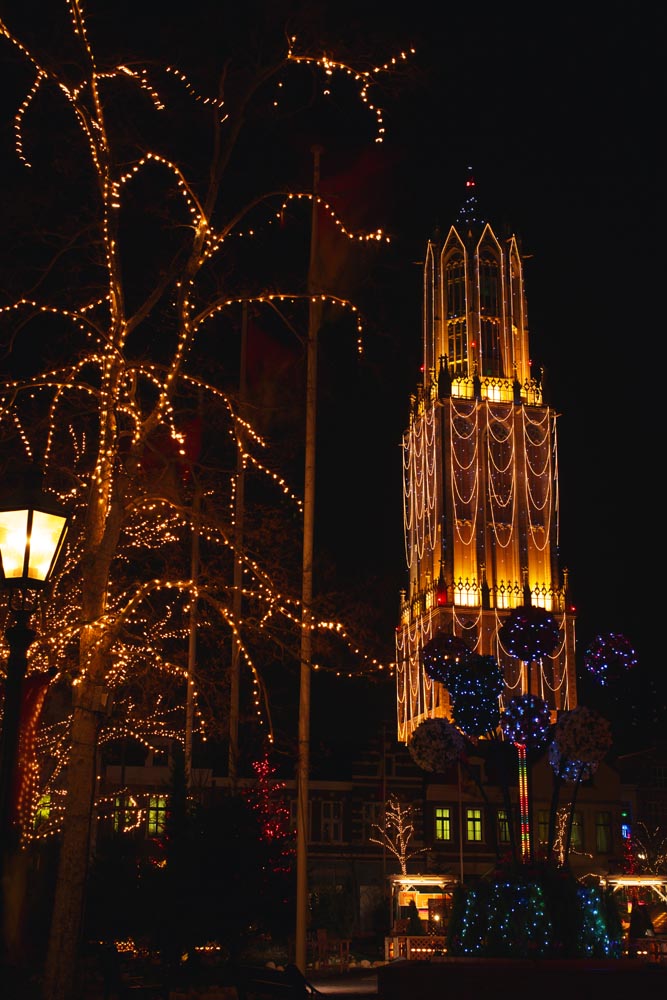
[449,873,622,958]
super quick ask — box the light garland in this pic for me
[0,3,409,842]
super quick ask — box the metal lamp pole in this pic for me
[0,607,36,854]
[0,461,69,963]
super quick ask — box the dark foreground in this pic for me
[377,957,667,1000]
[4,957,666,999]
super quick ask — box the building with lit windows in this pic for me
[396,179,577,741]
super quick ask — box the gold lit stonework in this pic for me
[396,220,577,741]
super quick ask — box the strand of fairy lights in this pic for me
[286,40,415,143]
[450,399,479,546]
[485,402,516,549]
[521,409,552,552]
[402,404,437,567]
[0,6,410,835]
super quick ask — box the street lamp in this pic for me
[0,461,69,853]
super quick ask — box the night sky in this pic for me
[304,2,660,749]
[0,2,660,754]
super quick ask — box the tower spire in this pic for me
[456,165,483,229]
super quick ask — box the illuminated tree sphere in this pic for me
[408,718,466,772]
[501,694,552,749]
[548,740,597,783]
[421,632,474,684]
[584,633,638,686]
[449,655,504,737]
[553,705,612,766]
[498,605,561,662]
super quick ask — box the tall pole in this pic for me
[185,482,200,788]
[457,761,464,883]
[228,301,248,788]
[0,607,35,964]
[295,145,322,973]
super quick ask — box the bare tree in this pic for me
[631,822,667,874]
[369,794,427,875]
[0,4,412,996]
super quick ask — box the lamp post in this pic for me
[0,462,69,952]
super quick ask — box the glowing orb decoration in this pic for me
[498,605,561,662]
[421,632,474,685]
[449,655,504,736]
[548,741,597,782]
[552,706,612,768]
[501,694,552,749]
[584,633,638,686]
[408,718,466,772]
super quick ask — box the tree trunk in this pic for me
[42,698,100,1000]
[563,766,584,866]
[547,764,564,862]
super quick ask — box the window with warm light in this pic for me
[147,794,167,836]
[445,255,468,376]
[435,807,452,841]
[571,811,583,851]
[466,807,482,842]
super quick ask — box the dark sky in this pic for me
[306,2,660,745]
[0,2,659,750]
[326,3,659,652]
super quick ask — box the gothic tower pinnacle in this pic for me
[395,188,577,741]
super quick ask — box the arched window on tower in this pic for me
[445,254,468,375]
[479,254,504,377]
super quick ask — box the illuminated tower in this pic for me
[395,177,577,742]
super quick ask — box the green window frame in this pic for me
[435,807,452,841]
[147,794,167,836]
[466,807,482,842]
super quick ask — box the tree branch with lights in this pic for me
[369,793,427,875]
[0,3,414,996]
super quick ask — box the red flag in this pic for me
[15,668,54,834]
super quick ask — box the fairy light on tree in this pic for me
[0,4,413,996]
[245,753,295,876]
[369,793,426,875]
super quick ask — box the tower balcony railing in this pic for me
[424,371,543,406]
[399,577,567,625]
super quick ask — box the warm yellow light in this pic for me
[28,509,69,580]
[0,508,30,578]
[0,506,68,585]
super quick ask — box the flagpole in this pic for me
[295,144,322,974]
[185,471,200,789]
[228,301,248,789]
